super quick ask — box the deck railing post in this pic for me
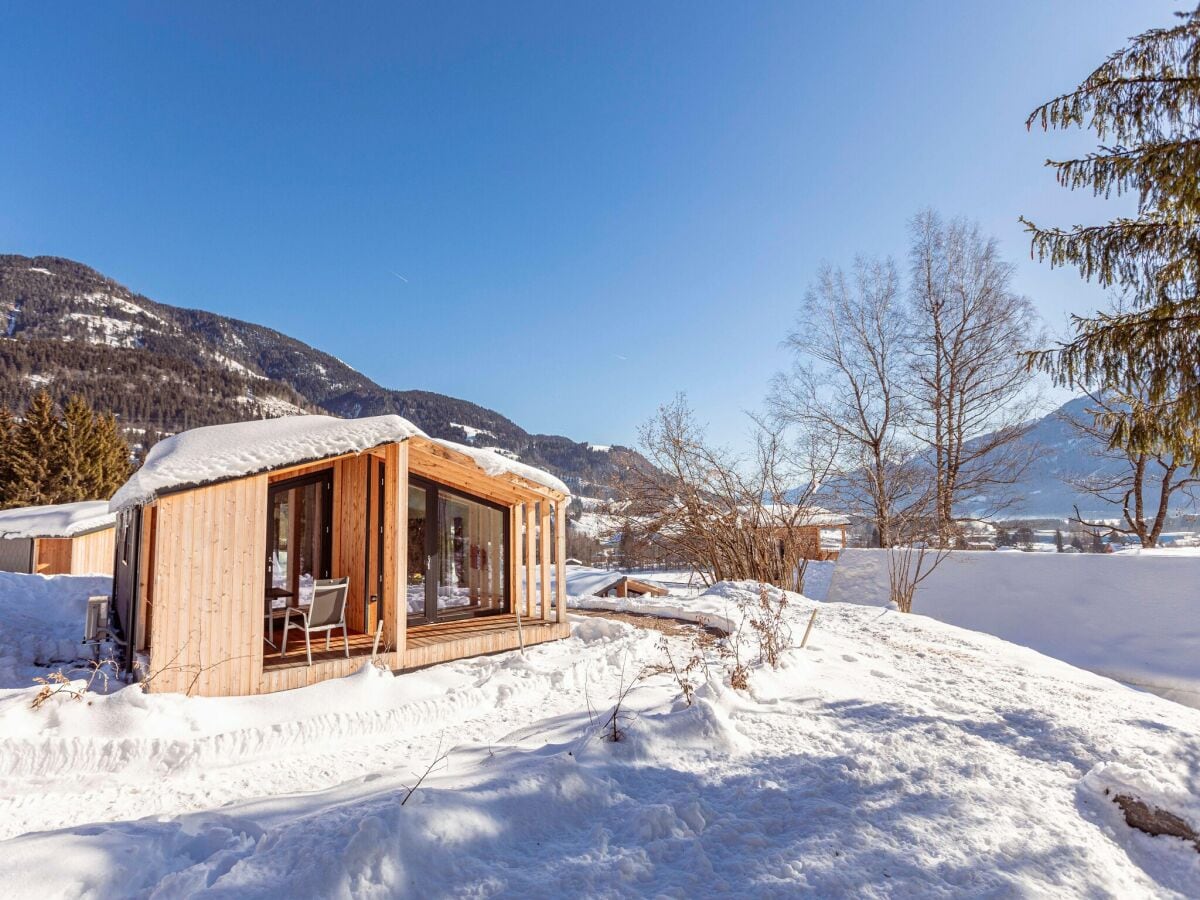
[539,501,551,620]
[524,502,536,620]
[555,498,566,624]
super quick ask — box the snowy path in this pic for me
[1,581,1199,896]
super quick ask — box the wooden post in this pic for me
[510,503,523,615]
[524,502,536,619]
[555,498,566,624]
[539,501,551,620]
[384,441,407,661]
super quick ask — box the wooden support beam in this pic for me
[524,502,536,619]
[384,441,407,658]
[510,503,522,615]
[555,499,566,624]
[539,501,551,621]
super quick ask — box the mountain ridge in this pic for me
[0,254,638,495]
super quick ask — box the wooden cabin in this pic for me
[0,501,116,575]
[109,415,571,697]
[757,505,850,562]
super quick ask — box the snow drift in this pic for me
[827,548,1200,707]
[2,579,1200,896]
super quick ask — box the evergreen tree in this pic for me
[92,411,133,497]
[1024,9,1200,455]
[0,393,132,507]
[7,391,64,507]
[60,394,102,501]
[0,407,14,503]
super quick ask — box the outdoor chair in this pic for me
[282,577,350,665]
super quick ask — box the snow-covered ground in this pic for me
[828,549,1200,709]
[1,574,1199,896]
[0,572,112,690]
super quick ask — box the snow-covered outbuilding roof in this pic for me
[553,565,668,597]
[0,500,116,539]
[110,414,569,511]
[428,438,570,497]
[754,504,851,527]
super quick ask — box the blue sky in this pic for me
[0,1,1178,448]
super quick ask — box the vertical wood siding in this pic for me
[69,528,115,575]
[34,538,73,574]
[146,476,267,696]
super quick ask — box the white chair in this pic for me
[282,577,350,665]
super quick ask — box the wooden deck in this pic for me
[257,614,570,694]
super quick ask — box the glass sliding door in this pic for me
[408,475,508,624]
[407,483,428,619]
[267,471,332,606]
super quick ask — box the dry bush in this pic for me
[614,395,837,593]
[602,656,652,743]
[747,584,792,668]
[30,654,115,709]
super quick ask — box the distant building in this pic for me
[755,505,850,561]
[0,501,116,575]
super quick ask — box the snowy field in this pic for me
[1,573,1199,896]
[828,549,1200,709]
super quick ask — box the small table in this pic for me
[264,588,295,649]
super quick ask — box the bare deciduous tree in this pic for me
[908,209,1041,545]
[1064,382,1200,548]
[769,257,922,548]
[615,395,836,593]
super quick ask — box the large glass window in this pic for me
[267,472,332,606]
[408,476,507,623]
[407,484,427,617]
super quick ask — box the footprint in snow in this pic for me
[841,654,858,663]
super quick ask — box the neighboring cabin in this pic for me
[109,414,571,697]
[757,505,850,562]
[0,500,116,575]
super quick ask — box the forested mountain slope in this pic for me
[0,255,637,492]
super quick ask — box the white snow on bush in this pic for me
[0,501,114,539]
[827,548,1200,708]
[2,577,1199,895]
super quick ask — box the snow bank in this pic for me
[4,578,1200,896]
[0,572,112,689]
[0,501,114,539]
[827,548,1200,706]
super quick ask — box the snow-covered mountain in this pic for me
[967,396,1197,520]
[0,255,639,493]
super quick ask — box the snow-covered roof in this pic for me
[550,565,667,597]
[748,504,851,527]
[430,438,569,497]
[110,414,569,511]
[0,500,116,539]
